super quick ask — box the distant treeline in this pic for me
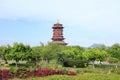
[0,42,120,67]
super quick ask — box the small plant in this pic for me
[4,64,9,67]
[9,67,19,74]
[61,68,68,74]
[27,66,35,72]
[68,70,76,75]
[19,72,27,78]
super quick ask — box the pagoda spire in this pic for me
[57,19,60,24]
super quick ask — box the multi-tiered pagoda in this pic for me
[52,21,67,45]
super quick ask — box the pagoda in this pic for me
[51,21,67,45]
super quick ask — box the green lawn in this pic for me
[9,65,120,80]
[10,73,120,80]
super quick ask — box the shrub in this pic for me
[4,64,9,67]
[109,57,119,63]
[63,59,88,68]
[9,67,19,74]
[0,69,10,79]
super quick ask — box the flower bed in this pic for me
[0,68,76,79]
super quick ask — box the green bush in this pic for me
[4,64,9,67]
[9,67,19,74]
[63,59,88,68]
[109,57,119,63]
[94,64,120,69]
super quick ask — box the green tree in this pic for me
[95,44,108,51]
[0,45,11,64]
[82,48,108,68]
[6,42,31,67]
[107,43,120,62]
[62,46,84,60]
[27,46,41,65]
[41,42,62,63]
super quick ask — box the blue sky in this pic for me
[0,0,120,47]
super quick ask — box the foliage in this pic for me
[0,42,120,70]
[26,46,41,65]
[62,46,84,60]
[63,58,88,68]
[82,48,108,62]
[40,42,62,63]
[0,68,74,79]
[6,42,31,67]
[0,45,11,64]
[107,43,120,61]
[109,57,119,63]
[9,67,19,74]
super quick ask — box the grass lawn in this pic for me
[10,73,120,80]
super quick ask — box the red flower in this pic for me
[68,70,76,75]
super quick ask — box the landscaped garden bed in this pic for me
[0,67,76,80]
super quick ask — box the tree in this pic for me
[82,48,108,68]
[41,42,62,63]
[6,42,31,67]
[27,46,41,65]
[107,43,120,61]
[95,44,108,51]
[62,46,84,60]
[0,45,11,64]
[71,46,85,60]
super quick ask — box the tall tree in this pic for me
[0,46,7,63]
[41,42,62,63]
[107,43,120,61]
[62,46,84,60]
[27,46,41,65]
[0,45,11,64]
[82,48,108,68]
[6,42,31,67]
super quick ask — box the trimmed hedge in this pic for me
[63,59,88,68]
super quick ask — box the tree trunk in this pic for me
[3,56,8,64]
[15,59,19,67]
[46,58,49,64]
[4,59,8,64]
[42,57,44,62]
[92,60,95,69]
